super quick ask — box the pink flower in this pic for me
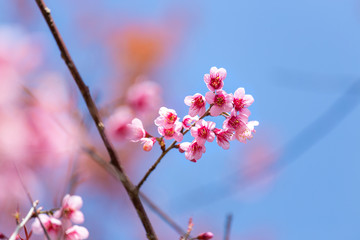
[190,119,216,146]
[127,118,146,142]
[205,90,233,116]
[154,107,178,128]
[158,121,183,142]
[233,121,259,143]
[182,115,199,129]
[141,137,156,151]
[223,109,249,131]
[54,194,84,224]
[32,214,62,238]
[126,80,162,116]
[196,232,214,240]
[184,93,206,117]
[213,128,233,150]
[204,66,227,91]
[179,141,206,162]
[233,88,254,112]
[65,225,89,240]
[106,106,133,142]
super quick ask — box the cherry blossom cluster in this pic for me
[123,66,259,162]
[31,195,88,240]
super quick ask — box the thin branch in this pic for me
[224,214,233,240]
[34,1,157,239]
[13,164,51,240]
[139,192,187,236]
[9,201,39,240]
[137,141,177,190]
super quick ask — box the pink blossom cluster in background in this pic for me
[108,66,259,162]
[32,195,89,240]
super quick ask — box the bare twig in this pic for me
[34,1,157,238]
[224,214,233,240]
[137,141,177,190]
[9,201,39,240]
[13,164,51,240]
[139,192,187,236]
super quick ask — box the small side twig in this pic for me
[224,214,233,240]
[13,164,50,240]
[136,141,177,190]
[9,201,38,240]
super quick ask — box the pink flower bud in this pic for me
[196,232,214,239]
[141,137,156,151]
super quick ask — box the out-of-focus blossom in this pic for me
[233,121,259,143]
[141,137,156,151]
[196,232,214,240]
[184,93,206,117]
[190,119,216,146]
[54,194,84,224]
[158,121,183,142]
[205,90,233,116]
[154,107,178,128]
[127,118,146,142]
[0,25,43,75]
[32,214,62,238]
[179,141,206,162]
[106,106,134,142]
[65,225,89,240]
[204,66,227,92]
[213,128,233,150]
[182,115,199,129]
[126,80,162,116]
[233,88,254,112]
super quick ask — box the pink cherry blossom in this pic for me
[184,93,206,117]
[179,141,206,162]
[233,88,254,112]
[65,225,89,240]
[190,119,216,146]
[182,115,199,129]
[213,128,233,150]
[204,66,227,91]
[54,194,84,224]
[106,106,134,142]
[223,109,249,131]
[205,90,233,116]
[154,107,178,128]
[141,137,156,151]
[127,118,146,142]
[126,80,162,116]
[196,232,214,240]
[158,121,183,142]
[32,214,62,238]
[233,121,259,143]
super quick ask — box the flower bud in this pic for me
[196,232,214,240]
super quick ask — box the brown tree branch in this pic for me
[34,1,157,239]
